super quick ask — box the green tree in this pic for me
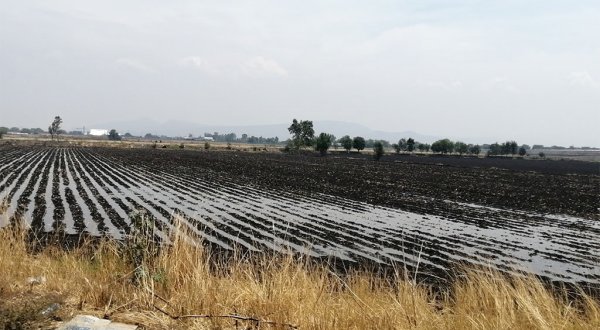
[518,147,527,156]
[329,134,337,149]
[538,152,546,158]
[454,141,468,155]
[288,119,315,149]
[406,138,415,152]
[108,129,121,141]
[499,141,518,155]
[48,116,63,141]
[398,138,407,152]
[339,135,353,153]
[353,136,366,152]
[488,143,502,156]
[0,127,7,139]
[431,139,454,154]
[418,143,430,152]
[468,144,481,155]
[373,141,384,160]
[510,141,518,155]
[315,132,334,156]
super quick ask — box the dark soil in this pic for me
[2,144,598,295]
[94,148,599,220]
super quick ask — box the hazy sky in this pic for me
[1,1,599,146]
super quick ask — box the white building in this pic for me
[89,129,109,136]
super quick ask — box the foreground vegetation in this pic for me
[1,219,598,329]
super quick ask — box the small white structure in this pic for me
[89,129,109,136]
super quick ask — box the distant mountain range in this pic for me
[91,118,443,143]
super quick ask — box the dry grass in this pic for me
[0,218,598,330]
[2,134,283,152]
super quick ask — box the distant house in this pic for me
[89,129,109,136]
[201,136,214,141]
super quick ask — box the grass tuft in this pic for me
[0,218,598,329]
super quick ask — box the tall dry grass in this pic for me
[0,217,598,329]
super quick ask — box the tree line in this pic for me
[285,118,546,160]
[0,117,577,160]
[200,132,280,144]
[286,119,388,160]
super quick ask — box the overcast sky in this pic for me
[1,0,599,146]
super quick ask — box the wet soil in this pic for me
[108,148,599,220]
[1,144,598,292]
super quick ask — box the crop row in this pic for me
[0,145,598,286]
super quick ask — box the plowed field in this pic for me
[1,144,598,288]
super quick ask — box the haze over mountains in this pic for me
[91,119,448,143]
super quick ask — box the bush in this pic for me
[538,152,546,158]
[204,142,210,150]
[373,141,384,160]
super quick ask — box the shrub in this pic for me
[204,142,210,150]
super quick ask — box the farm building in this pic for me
[88,129,109,136]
